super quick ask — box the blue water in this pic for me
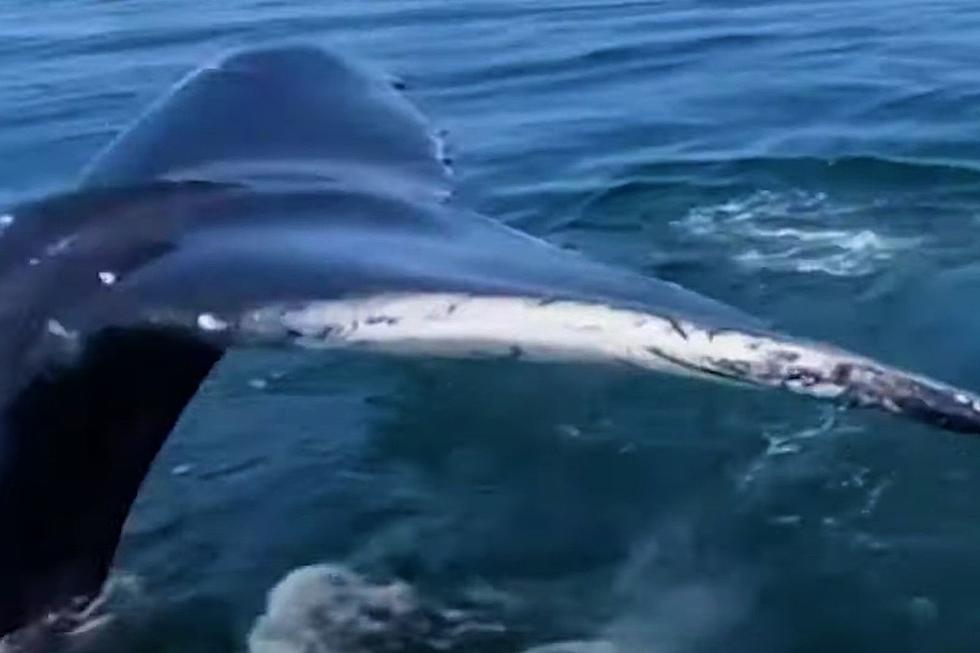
[4,1,980,651]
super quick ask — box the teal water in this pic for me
[4,1,980,651]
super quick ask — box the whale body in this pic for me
[1,45,979,641]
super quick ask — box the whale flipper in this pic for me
[3,44,980,642]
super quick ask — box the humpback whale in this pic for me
[1,44,979,641]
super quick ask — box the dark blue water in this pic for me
[4,2,980,651]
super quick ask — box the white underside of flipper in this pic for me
[228,292,980,433]
[243,293,740,377]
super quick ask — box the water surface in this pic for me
[3,1,980,651]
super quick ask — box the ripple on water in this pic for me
[672,189,922,277]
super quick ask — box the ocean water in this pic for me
[3,1,980,651]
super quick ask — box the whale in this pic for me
[1,44,979,642]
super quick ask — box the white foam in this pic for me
[248,564,501,653]
[248,564,414,653]
[674,190,920,277]
[737,411,846,492]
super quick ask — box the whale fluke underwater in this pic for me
[1,44,979,642]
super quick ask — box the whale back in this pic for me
[0,45,455,640]
[81,46,451,199]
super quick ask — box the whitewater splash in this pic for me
[248,564,509,653]
[673,190,920,277]
[248,560,761,653]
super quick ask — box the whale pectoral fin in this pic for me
[0,326,221,637]
[249,293,980,437]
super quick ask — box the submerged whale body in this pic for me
[1,45,979,641]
